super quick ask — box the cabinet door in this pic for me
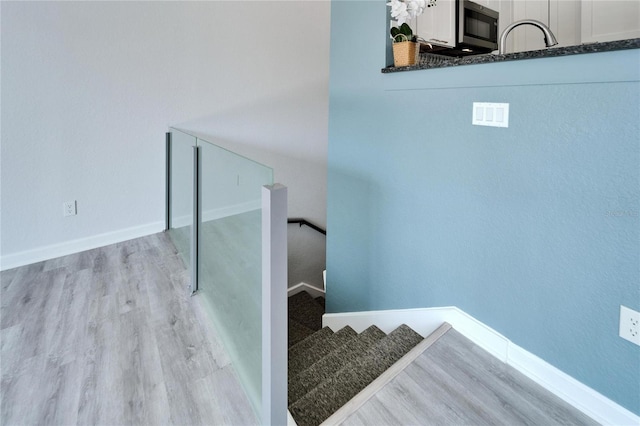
[510,0,550,52]
[549,0,580,48]
[415,0,456,47]
[582,0,640,43]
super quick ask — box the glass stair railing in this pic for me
[165,128,287,425]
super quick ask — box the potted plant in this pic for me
[388,0,436,67]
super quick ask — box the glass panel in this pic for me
[197,138,273,415]
[168,128,196,272]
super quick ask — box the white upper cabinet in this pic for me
[509,0,550,52]
[581,0,640,43]
[499,0,580,54]
[550,0,581,48]
[408,0,638,56]
[415,0,456,47]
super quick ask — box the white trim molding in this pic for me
[288,282,326,299]
[507,343,640,426]
[323,307,640,426]
[0,221,164,271]
[1,200,261,272]
[287,410,298,426]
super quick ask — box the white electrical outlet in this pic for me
[619,305,640,346]
[63,201,77,217]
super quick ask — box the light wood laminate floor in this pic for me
[1,233,258,426]
[340,328,599,426]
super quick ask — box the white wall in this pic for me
[0,1,330,269]
[288,224,326,290]
[175,127,328,230]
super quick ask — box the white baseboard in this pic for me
[507,343,639,426]
[0,221,164,271]
[323,307,640,425]
[287,410,297,426]
[323,306,454,340]
[449,308,511,363]
[1,200,262,272]
[288,282,326,299]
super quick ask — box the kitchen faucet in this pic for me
[499,19,558,54]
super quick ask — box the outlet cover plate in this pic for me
[619,305,640,346]
[63,201,77,217]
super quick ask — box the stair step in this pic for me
[288,291,325,331]
[289,319,316,348]
[314,296,326,310]
[288,325,387,406]
[289,326,333,362]
[320,323,452,425]
[288,324,424,426]
[289,326,358,378]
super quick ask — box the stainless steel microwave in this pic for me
[459,0,499,53]
[423,0,499,57]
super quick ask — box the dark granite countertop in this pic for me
[382,38,640,73]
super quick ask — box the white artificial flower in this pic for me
[387,0,410,25]
[387,0,428,25]
[407,0,426,17]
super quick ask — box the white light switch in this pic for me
[473,102,509,128]
[486,107,494,122]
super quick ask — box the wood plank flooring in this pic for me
[1,233,258,426]
[339,328,598,426]
[3,232,601,426]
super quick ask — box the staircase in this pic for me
[288,291,326,347]
[286,291,600,426]
[287,291,425,426]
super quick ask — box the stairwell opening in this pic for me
[288,219,326,294]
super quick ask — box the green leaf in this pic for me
[399,23,413,37]
[390,23,416,43]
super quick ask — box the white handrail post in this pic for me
[262,184,288,425]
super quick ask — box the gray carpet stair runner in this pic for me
[287,291,425,426]
[288,291,326,347]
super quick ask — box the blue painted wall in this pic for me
[326,0,640,415]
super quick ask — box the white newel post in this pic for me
[262,184,288,425]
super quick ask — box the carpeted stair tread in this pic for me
[288,324,424,426]
[289,319,316,348]
[288,325,387,406]
[289,326,334,362]
[288,291,325,331]
[289,326,358,378]
[314,296,325,310]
